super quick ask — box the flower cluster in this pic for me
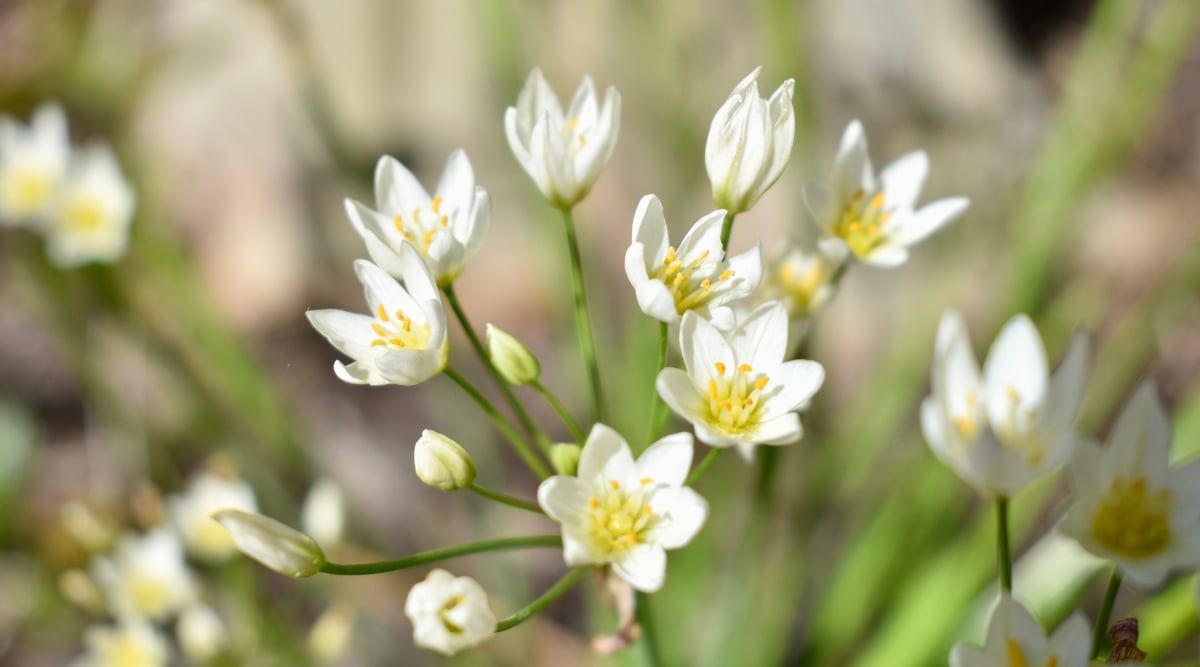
[0,102,135,267]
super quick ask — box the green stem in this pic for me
[687,449,724,486]
[645,321,670,446]
[442,284,553,454]
[560,207,604,423]
[469,483,544,515]
[996,497,1012,593]
[496,567,590,632]
[321,535,562,575]
[1091,569,1122,658]
[444,366,551,478]
[719,211,737,250]
[532,381,585,443]
[637,591,662,666]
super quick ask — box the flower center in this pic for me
[994,385,1044,465]
[392,196,451,255]
[778,261,826,316]
[1091,476,1173,558]
[368,304,430,351]
[566,116,587,151]
[100,633,159,667]
[1,168,54,216]
[63,197,108,233]
[833,190,890,258]
[438,594,467,634]
[585,479,657,556]
[125,574,170,618]
[1005,639,1058,667]
[651,246,734,314]
[706,362,770,433]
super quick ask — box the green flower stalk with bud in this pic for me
[213,510,326,579]
[486,323,540,386]
[414,430,477,491]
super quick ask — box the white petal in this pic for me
[374,155,430,215]
[537,476,588,525]
[650,487,708,549]
[746,413,803,446]
[675,209,725,264]
[832,120,870,205]
[887,197,969,248]
[631,194,669,256]
[983,314,1048,429]
[612,544,667,592]
[656,368,704,425]
[803,182,834,232]
[760,359,825,416]
[375,348,445,386]
[578,424,635,482]
[1105,381,1171,481]
[878,150,928,210]
[634,274,681,323]
[635,433,694,487]
[731,301,789,371]
[306,309,376,359]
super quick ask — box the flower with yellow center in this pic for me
[504,68,620,209]
[70,618,169,667]
[345,151,489,286]
[0,102,70,225]
[306,248,449,386]
[91,528,197,622]
[167,471,258,563]
[921,311,1090,498]
[624,194,763,324]
[538,424,708,593]
[769,244,840,320]
[404,569,496,656]
[804,120,968,267]
[705,67,795,215]
[657,302,825,460]
[44,143,135,268]
[950,594,1089,667]
[1058,381,1200,588]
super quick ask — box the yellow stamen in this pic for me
[567,117,581,131]
[718,269,735,281]
[393,215,405,233]
[624,532,636,545]
[377,304,389,321]
[738,364,753,373]
[689,250,710,267]
[371,323,387,337]
[699,278,712,290]
[714,362,726,375]
[370,340,387,347]
[755,376,769,390]
[424,229,437,246]
[640,477,653,485]
[588,498,598,509]
[388,338,407,348]
[431,195,443,213]
[708,379,718,399]
[609,480,620,491]
[440,215,449,227]
[1005,639,1028,667]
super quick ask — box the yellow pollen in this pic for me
[699,278,712,290]
[738,364,753,373]
[371,323,388,337]
[868,192,886,210]
[640,477,653,485]
[689,250,710,267]
[708,379,718,399]
[643,506,653,516]
[609,480,620,491]
[588,498,598,508]
[424,229,437,246]
[714,362,726,375]
[412,206,422,223]
[955,416,978,439]
[567,117,581,131]
[388,338,406,347]
[1091,476,1174,558]
[721,400,733,410]
[1005,639,1028,667]
[431,196,443,213]
[393,215,405,232]
[663,247,677,264]
[377,304,389,321]
[742,398,753,406]
[718,269,735,281]
[440,214,449,227]
[624,532,637,545]
[370,339,387,347]
[673,273,686,287]
[755,376,769,390]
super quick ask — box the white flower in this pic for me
[705,67,795,214]
[404,569,496,656]
[950,594,1090,667]
[91,528,198,622]
[770,244,840,319]
[414,430,477,491]
[657,302,825,459]
[504,68,620,209]
[176,604,227,664]
[537,424,708,592]
[44,143,135,267]
[302,478,345,552]
[1058,381,1200,588]
[70,617,170,667]
[306,250,448,386]
[345,151,489,287]
[168,472,258,563]
[624,194,763,324]
[213,509,327,578]
[920,311,1091,498]
[0,102,70,225]
[804,120,968,267]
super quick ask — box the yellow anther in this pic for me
[721,401,733,410]
[868,192,886,210]
[718,269,735,281]
[393,215,405,233]
[714,362,726,375]
[851,190,865,203]
[699,278,712,290]
[780,264,795,283]
[738,364,753,373]
[578,134,587,148]
[643,506,653,516]
[663,247,677,264]
[742,398,753,406]
[708,379,718,399]
[439,215,449,227]
[588,498,598,509]
[403,318,412,333]
[370,339,387,347]
[664,260,682,276]
[412,207,422,222]
[1005,639,1028,667]
[567,117,581,131]
[424,229,437,246]
[431,196,443,213]
[377,304,389,321]
[388,338,407,348]
[371,323,388,337]
[689,250,710,267]
[394,310,406,321]
[755,376,769,391]
[609,480,620,491]
[640,477,653,485]
[624,532,637,546]
[955,416,978,439]
[672,273,686,287]
[1046,658,1058,667]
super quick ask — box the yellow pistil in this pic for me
[833,189,891,258]
[584,482,657,556]
[367,305,429,351]
[705,361,771,435]
[1091,476,1173,558]
[650,244,735,314]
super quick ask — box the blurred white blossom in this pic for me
[92,528,197,622]
[0,102,70,225]
[404,569,496,656]
[69,617,170,667]
[44,143,135,268]
[168,471,258,563]
[950,594,1089,667]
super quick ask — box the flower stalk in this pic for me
[321,535,563,576]
[1091,569,1122,658]
[560,207,604,423]
[495,567,590,632]
[996,497,1012,593]
[531,380,585,443]
[443,366,551,478]
[687,449,724,486]
[645,321,669,446]
[468,484,544,515]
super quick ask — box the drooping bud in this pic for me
[414,430,477,491]
[212,509,326,578]
[550,443,582,476]
[486,324,540,386]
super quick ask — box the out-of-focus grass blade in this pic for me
[0,400,36,543]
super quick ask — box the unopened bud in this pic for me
[212,509,325,578]
[551,443,582,476]
[486,324,540,386]
[415,430,476,491]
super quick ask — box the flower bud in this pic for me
[486,324,540,386]
[550,443,582,476]
[415,430,476,491]
[212,509,326,578]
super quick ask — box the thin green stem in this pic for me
[996,497,1012,593]
[444,366,551,479]
[687,449,724,486]
[560,207,604,423]
[469,483,544,515]
[637,591,662,666]
[321,535,562,575]
[532,381,585,443]
[645,321,670,446]
[496,567,590,632]
[719,211,737,250]
[442,284,553,454]
[1091,569,1122,658]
